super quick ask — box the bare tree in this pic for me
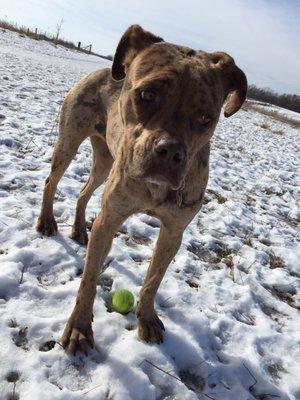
[54,18,64,44]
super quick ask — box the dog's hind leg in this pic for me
[36,131,87,236]
[71,135,113,245]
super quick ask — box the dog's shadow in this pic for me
[152,307,288,399]
[59,308,289,400]
[50,232,85,266]
[50,231,144,284]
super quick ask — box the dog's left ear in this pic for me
[210,52,247,117]
[112,25,164,81]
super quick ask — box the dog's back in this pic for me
[60,68,122,144]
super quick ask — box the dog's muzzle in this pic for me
[146,137,187,190]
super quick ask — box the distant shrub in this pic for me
[247,85,300,113]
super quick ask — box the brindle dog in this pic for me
[37,25,247,354]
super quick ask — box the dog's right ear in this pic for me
[112,25,164,81]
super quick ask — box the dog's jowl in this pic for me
[37,25,247,354]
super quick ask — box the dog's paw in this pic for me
[36,216,58,236]
[137,312,165,344]
[70,226,88,245]
[61,315,93,355]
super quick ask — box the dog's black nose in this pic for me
[154,138,186,166]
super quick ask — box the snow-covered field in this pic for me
[0,29,299,400]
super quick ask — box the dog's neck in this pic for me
[146,181,173,204]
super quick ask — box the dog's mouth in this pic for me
[144,169,185,191]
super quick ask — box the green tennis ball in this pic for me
[112,289,135,314]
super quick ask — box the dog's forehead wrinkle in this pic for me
[134,70,179,88]
[139,42,198,68]
[154,41,199,58]
[134,45,216,92]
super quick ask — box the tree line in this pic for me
[247,85,300,113]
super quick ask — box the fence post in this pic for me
[89,44,92,54]
[35,28,37,35]
[78,41,81,50]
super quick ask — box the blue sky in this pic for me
[1,0,299,94]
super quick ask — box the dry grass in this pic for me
[268,286,299,310]
[6,371,20,383]
[243,101,300,129]
[259,123,269,130]
[273,129,284,135]
[0,19,79,49]
[267,361,286,380]
[268,251,285,269]
[206,188,227,204]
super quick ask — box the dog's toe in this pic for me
[61,318,94,356]
[36,216,58,236]
[70,227,88,245]
[137,313,165,344]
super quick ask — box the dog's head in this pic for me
[112,25,247,190]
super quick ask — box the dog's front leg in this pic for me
[137,224,183,344]
[61,184,132,355]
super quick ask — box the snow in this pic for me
[0,28,299,400]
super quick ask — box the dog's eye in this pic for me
[140,89,156,102]
[196,115,211,126]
